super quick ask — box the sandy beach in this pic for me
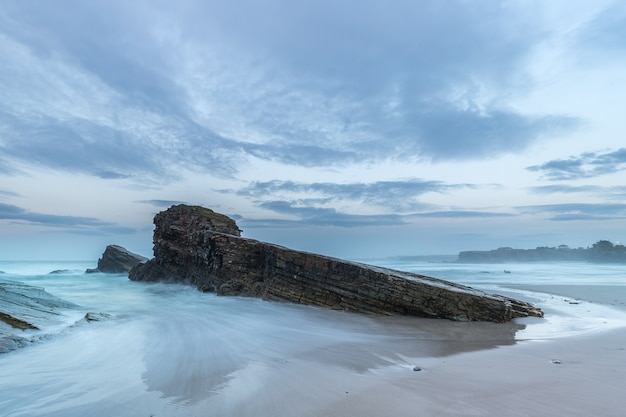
[154,284,626,417]
[305,327,626,417]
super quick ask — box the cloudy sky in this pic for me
[1,0,625,261]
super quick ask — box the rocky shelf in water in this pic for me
[0,278,115,354]
[129,205,543,322]
[0,278,77,353]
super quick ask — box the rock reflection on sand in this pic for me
[139,295,524,404]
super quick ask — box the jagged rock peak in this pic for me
[155,204,242,236]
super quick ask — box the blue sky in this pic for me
[1,0,626,260]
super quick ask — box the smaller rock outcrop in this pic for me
[86,245,148,274]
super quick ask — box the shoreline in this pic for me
[264,283,626,417]
[151,283,626,416]
[2,273,626,416]
[276,283,626,417]
[505,283,626,311]
[167,283,626,417]
[309,326,626,417]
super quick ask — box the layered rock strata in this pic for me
[129,205,543,322]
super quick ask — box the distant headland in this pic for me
[457,240,626,263]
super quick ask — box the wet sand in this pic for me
[305,326,626,417]
[304,284,626,417]
[152,284,626,417]
[506,284,626,311]
[205,284,626,417]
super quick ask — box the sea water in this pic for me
[1,259,625,416]
[371,258,626,286]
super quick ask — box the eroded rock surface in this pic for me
[0,278,80,353]
[87,245,148,274]
[130,205,543,322]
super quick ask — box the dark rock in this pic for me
[130,205,543,322]
[87,245,148,274]
[413,366,422,372]
[49,269,72,274]
[0,311,38,330]
[83,312,112,322]
[0,335,30,354]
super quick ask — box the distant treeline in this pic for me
[458,240,626,263]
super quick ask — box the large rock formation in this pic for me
[87,245,148,274]
[129,205,543,322]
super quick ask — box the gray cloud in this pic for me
[2,1,187,114]
[576,2,626,57]
[0,159,19,175]
[228,179,514,228]
[528,185,626,201]
[195,0,581,163]
[0,202,134,233]
[254,201,406,228]
[401,105,579,160]
[0,189,20,198]
[235,179,473,211]
[411,211,515,219]
[239,203,515,230]
[0,0,585,183]
[0,113,153,179]
[136,199,188,207]
[527,148,626,180]
[195,0,539,97]
[0,109,239,183]
[519,203,626,221]
[242,143,360,167]
[529,185,603,194]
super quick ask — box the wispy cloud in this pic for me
[136,199,188,207]
[529,185,603,194]
[411,211,515,219]
[389,105,579,161]
[527,148,626,180]
[250,201,406,227]
[575,1,626,59]
[234,179,473,211]
[239,197,626,229]
[230,179,515,228]
[0,202,134,233]
[0,189,20,198]
[239,204,516,230]
[529,185,626,201]
[0,0,583,187]
[0,158,20,175]
[519,203,626,221]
